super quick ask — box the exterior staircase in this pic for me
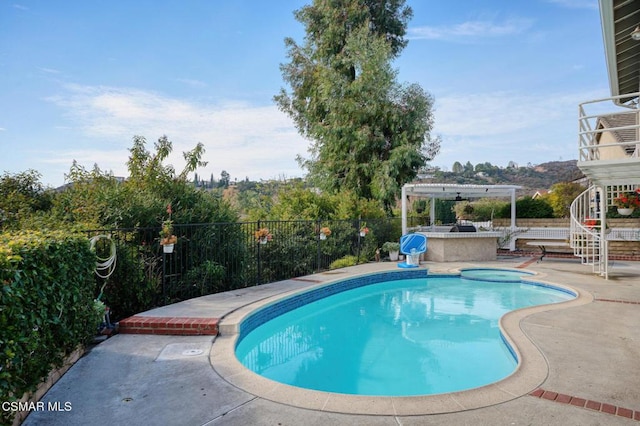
[569,186,608,278]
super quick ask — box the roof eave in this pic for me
[600,0,621,101]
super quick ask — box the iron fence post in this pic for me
[357,218,362,263]
[316,218,321,273]
[162,251,166,303]
[256,220,262,286]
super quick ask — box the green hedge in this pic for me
[0,230,97,424]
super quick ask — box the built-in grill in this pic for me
[449,224,477,232]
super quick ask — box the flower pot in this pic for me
[320,233,327,240]
[360,231,366,237]
[617,207,634,216]
[389,250,399,261]
[162,243,174,253]
[259,237,268,245]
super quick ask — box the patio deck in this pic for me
[21,256,640,425]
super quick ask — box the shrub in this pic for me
[498,196,554,218]
[330,255,359,269]
[0,230,96,424]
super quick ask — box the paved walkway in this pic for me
[22,257,640,425]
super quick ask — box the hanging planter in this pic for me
[359,226,369,237]
[254,228,272,244]
[319,226,331,240]
[617,207,634,216]
[160,235,177,253]
[160,204,177,254]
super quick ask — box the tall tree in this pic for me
[275,0,440,212]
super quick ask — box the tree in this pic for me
[218,170,230,189]
[127,135,208,190]
[452,161,463,173]
[0,170,52,230]
[53,135,234,229]
[545,182,585,218]
[275,0,440,212]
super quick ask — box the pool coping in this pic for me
[210,267,593,416]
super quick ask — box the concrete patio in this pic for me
[22,256,640,425]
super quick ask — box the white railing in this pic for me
[569,186,607,277]
[578,92,640,162]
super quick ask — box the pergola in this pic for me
[401,183,522,237]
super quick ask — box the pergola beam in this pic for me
[401,183,522,247]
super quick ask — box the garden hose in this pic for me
[89,234,117,300]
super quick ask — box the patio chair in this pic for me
[397,233,427,268]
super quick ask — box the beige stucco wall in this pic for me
[425,236,497,262]
[597,131,631,160]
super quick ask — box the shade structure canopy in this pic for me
[401,184,521,250]
[402,183,522,199]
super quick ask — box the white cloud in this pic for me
[408,18,534,41]
[429,89,606,168]
[39,67,61,74]
[434,91,575,136]
[45,84,308,181]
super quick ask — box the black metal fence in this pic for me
[87,218,404,321]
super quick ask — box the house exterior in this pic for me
[571,0,640,278]
[594,114,639,159]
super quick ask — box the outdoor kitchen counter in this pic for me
[418,231,502,262]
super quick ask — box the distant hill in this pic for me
[422,160,584,196]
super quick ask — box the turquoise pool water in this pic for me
[235,274,574,396]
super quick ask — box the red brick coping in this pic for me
[530,388,640,421]
[118,316,219,335]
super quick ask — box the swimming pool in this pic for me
[234,269,575,397]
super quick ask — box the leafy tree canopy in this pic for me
[47,135,235,229]
[0,170,53,230]
[544,182,585,218]
[275,0,440,213]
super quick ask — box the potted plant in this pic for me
[159,204,177,253]
[583,218,610,234]
[254,228,273,244]
[382,241,400,261]
[613,189,640,215]
[359,225,369,237]
[319,226,331,240]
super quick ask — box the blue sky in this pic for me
[0,0,607,187]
